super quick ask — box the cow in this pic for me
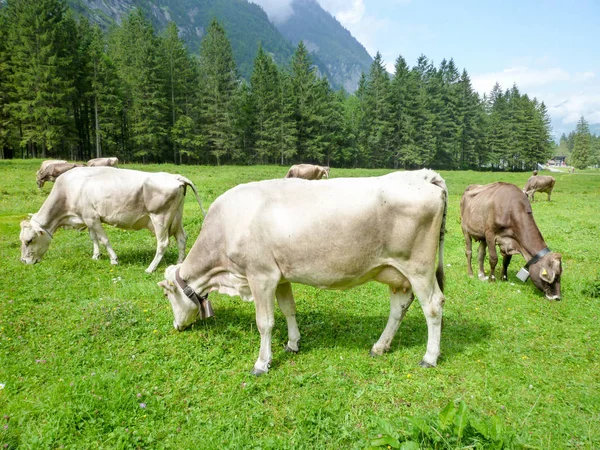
[87,157,118,167]
[38,159,67,173]
[20,167,205,273]
[36,162,85,188]
[285,164,330,180]
[460,182,562,300]
[158,169,448,375]
[523,175,555,201]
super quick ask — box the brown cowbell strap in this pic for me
[174,268,214,319]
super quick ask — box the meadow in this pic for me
[1,160,599,449]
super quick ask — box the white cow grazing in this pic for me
[159,169,448,375]
[20,167,205,273]
[87,157,118,167]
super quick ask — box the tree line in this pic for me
[0,0,558,170]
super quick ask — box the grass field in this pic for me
[1,160,599,449]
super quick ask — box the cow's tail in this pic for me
[427,170,447,294]
[177,175,206,216]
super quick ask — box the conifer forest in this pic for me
[0,0,558,170]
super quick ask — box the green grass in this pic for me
[1,161,599,449]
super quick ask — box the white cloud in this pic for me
[471,67,571,94]
[249,0,294,25]
[547,93,600,125]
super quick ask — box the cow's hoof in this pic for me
[369,349,384,357]
[418,360,436,368]
[111,260,119,266]
[284,345,298,354]
[92,254,101,260]
[251,368,267,376]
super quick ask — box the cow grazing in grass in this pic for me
[460,182,562,300]
[159,169,448,374]
[21,167,204,273]
[36,162,85,188]
[87,157,118,167]
[523,175,555,202]
[285,164,330,180]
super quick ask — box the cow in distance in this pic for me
[285,164,330,180]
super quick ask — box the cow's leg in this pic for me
[501,254,512,281]
[547,189,552,201]
[370,287,414,356]
[463,231,474,277]
[275,282,300,353]
[477,241,487,280]
[249,276,278,375]
[86,220,118,265]
[485,232,498,281]
[174,221,187,264]
[411,276,445,368]
[146,215,170,273]
[89,229,101,260]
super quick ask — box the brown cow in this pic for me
[460,182,562,300]
[87,157,118,167]
[36,163,85,188]
[523,175,555,201]
[285,164,330,180]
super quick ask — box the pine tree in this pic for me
[161,22,201,164]
[111,10,168,162]
[389,55,413,169]
[361,52,393,167]
[4,0,75,158]
[198,19,240,165]
[275,71,298,165]
[0,10,12,157]
[455,69,479,169]
[290,41,322,163]
[250,45,280,163]
[572,116,592,169]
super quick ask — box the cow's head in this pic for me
[528,252,562,300]
[35,172,45,189]
[19,219,52,264]
[323,166,330,178]
[158,265,200,331]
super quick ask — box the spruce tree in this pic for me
[4,0,75,158]
[572,116,592,169]
[161,22,201,164]
[198,18,240,165]
[290,41,322,163]
[250,45,280,163]
[111,10,168,162]
[361,52,393,167]
[276,71,298,165]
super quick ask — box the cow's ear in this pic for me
[540,265,555,283]
[158,280,176,292]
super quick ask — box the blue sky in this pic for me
[253,0,600,139]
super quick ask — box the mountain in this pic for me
[65,0,372,90]
[273,0,372,92]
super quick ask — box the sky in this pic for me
[251,0,600,140]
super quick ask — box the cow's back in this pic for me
[194,172,446,289]
[54,168,184,226]
[461,182,530,238]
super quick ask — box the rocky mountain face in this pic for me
[66,0,372,90]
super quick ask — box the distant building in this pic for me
[550,156,567,166]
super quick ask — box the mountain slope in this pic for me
[66,0,372,90]
[275,0,372,92]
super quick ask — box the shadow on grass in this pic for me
[185,302,492,365]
